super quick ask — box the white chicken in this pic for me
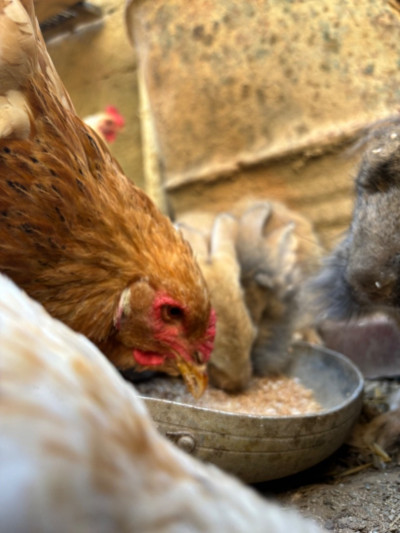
[0,274,326,532]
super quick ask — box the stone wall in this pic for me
[126,0,400,250]
[39,1,400,251]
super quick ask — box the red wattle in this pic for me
[133,349,165,366]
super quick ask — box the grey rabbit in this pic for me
[310,120,400,454]
[234,200,322,376]
[311,122,400,324]
[176,201,321,390]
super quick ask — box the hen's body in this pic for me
[0,273,326,533]
[0,0,214,390]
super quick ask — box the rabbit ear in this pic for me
[267,222,298,276]
[209,213,238,259]
[240,202,272,233]
[236,202,272,258]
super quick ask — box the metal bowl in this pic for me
[139,342,364,483]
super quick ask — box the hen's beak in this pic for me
[176,357,208,398]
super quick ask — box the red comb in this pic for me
[105,106,125,128]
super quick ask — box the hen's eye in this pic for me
[161,305,184,322]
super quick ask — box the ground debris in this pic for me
[257,377,400,533]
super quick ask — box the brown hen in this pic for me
[0,0,215,397]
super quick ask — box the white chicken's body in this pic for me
[0,274,326,533]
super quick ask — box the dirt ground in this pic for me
[259,447,400,532]
[256,378,400,533]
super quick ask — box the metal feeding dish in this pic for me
[137,342,364,483]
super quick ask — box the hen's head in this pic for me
[83,106,125,143]
[109,277,216,398]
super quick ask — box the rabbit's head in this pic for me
[311,122,400,323]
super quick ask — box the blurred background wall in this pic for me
[36,0,400,250]
[36,0,145,189]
